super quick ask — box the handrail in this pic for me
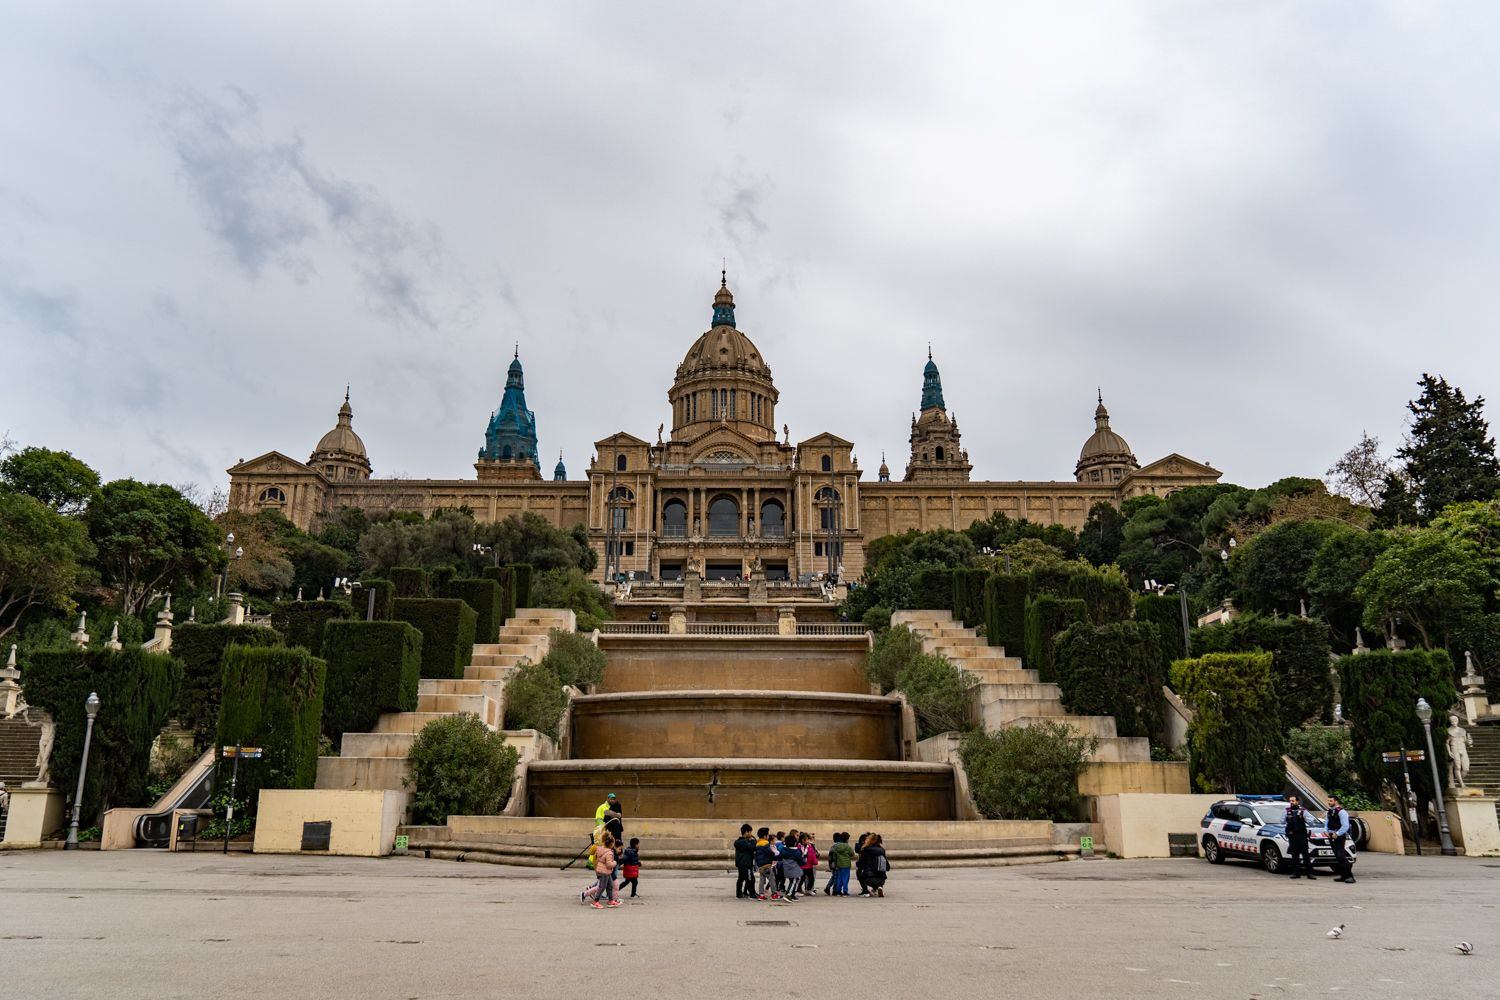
[795,623,869,636]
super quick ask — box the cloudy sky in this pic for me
[4,2,1499,495]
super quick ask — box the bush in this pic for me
[1284,724,1358,794]
[951,568,989,627]
[321,621,422,742]
[983,574,1029,653]
[501,660,568,739]
[510,563,533,610]
[216,645,326,809]
[1133,594,1186,676]
[1023,596,1087,681]
[910,567,954,611]
[1051,621,1164,739]
[896,652,976,740]
[22,648,182,822]
[1195,614,1334,727]
[1171,652,1284,794]
[540,628,605,689]
[860,606,892,632]
[392,598,478,680]
[269,600,354,659]
[531,567,612,631]
[867,625,924,692]
[960,722,1098,821]
[429,566,457,595]
[481,565,517,623]
[443,578,504,644]
[390,566,428,599]
[405,714,520,825]
[170,623,285,746]
[349,579,393,621]
[1028,561,1133,624]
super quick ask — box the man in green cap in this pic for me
[596,792,624,842]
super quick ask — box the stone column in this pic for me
[1,645,21,718]
[227,593,246,625]
[777,606,797,636]
[668,605,688,635]
[70,613,90,649]
[104,622,122,651]
[153,597,176,651]
[1461,651,1488,725]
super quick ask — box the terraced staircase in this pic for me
[0,717,42,786]
[1467,724,1500,828]
[314,609,574,792]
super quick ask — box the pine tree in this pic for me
[1395,374,1500,519]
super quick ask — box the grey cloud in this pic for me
[0,260,79,337]
[711,167,773,251]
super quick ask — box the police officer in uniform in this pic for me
[1327,794,1356,884]
[1285,795,1317,879]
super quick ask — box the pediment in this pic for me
[227,451,316,476]
[797,432,853,449]
[1130,453,1222,479]
[594,431,651,449]
[687,426,771,464]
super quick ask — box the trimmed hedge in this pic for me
[1338,649,1459,815]
[1052,621,1164,739]
[429,566,457,595]
[911,567,954,611]
[171,623,286,745]
[269,600,354,659]
[217,645,327,808]
[1133,594,1186,675]
[483,565,516,624]
[321,620,422,742]
[984,574,1029,654]
[951,568,989,627]
[1195,614,1334,727]
[1171,652,1283,794]
[443,578,503,644]
[509,563,533,610]
[1023,596,1087,681]
[391,566,428,599]
[392,597,478,679]
[1029,562,1133,624]
[22,648,182,822]
[350,579,394,621]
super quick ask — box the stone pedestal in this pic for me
[0,785,65,848]
[749,576,768,602]
[682,572,702,603]
[1445,793,1500,857]
[777,606,797,636]
[668,606,687,635]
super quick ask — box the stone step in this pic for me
[465,665,521,682]
[315,755,409,792]
[1003,714,1119,740]
[415,693,500,726]
[1086,736,1153,763]
[373,711,498,734]
[419,678,505,701]
[341,732,416,758]
[470,653,530,668]
[982,699,1071,723]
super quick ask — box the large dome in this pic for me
[1075,394,1137,479]
[678,326,770,379]
[313,395,367,458]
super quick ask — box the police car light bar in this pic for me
[1238,794,1287,801]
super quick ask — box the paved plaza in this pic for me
[2,850,1495,999]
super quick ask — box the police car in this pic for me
[1200,796,1354,874]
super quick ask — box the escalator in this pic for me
[133,748,216,847]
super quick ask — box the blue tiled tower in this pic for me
[476,349,542,480]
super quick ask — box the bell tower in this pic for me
[904,349,971,483]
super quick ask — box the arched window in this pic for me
[936,446,945,461]
[615,454,627,472]
[258,486,286,503]
[708,496,739,536]
[816,486,840,531]
[760,499,785,537]
[821,454,832,472]
[662,499,687,536]
[608,485,633,532]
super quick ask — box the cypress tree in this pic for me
[1395,374,1500,518]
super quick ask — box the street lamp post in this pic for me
[1415,697,1457,856]
[217,531,236,599]
[64,691,101,850]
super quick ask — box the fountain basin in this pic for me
[597,635,871,694]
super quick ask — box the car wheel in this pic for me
[1203,836,1223,864]
[1260,843,1283,874]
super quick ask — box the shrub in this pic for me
[1051,621,1164,739]
[1195,614,1334,727]
[22,648,182,822]
[405,713,520,825]
[531,567,612,631]
[501,660,568,739]
[1171,652,1284,794]
[321,620,422,742]
[269,600,354,659]
[860,606,892,631]
[984,573,1029,653]
[481,565,517,623]
[509,563,533,610]
[1284,724,1358,794]
[392,598,478,680]
[429,566,456,595]
[951,568,989,627]
[1023,596,1087,681]
[216,645,326,809]
[443,578,504,643]
[1133,594,1186,675]
[170,623,285,746]
[540,628,605,689]
[867,625,924,692]
[960,722,1098,821]
[896,652,977,740]
[349,579,393,621]
[390,566,428,599]
[1028,562,1134,624]
[910,567,954,611]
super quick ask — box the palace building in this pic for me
[227,277,1220,581]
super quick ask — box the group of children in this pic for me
[580,832,642,909]
[733,825,890,901]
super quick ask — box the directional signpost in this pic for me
[1382,747,1424,855]
[221,745,262,854]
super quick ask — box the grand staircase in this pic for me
[314,609,574,792]
[0,717,42,787]
[1468,725,1500,828]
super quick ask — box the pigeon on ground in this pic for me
[1455,942,1473,955]
[1326,925,1344,939]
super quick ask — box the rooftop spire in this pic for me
[920,350,945,411]
[712,272,736,328]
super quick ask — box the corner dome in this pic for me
[1075,392,1138,478]
[314,393,367,458]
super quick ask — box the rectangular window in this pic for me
[625,541,635,556]
[814,542,824,557]
[1111,467,1123,481]
[730,389,736,418]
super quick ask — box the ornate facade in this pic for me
[227,278,1221,580]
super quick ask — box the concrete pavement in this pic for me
[1,850,1494,999]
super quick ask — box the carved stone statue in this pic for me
[783,423,790,445]
[657,423,664,445]
[750,555,764,577]
[1448,714,1472,788]
[24,709,56,786]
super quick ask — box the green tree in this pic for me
[904,529,978,568]
[539,628,606,689]
[86,480,221,615]
[1076,501,1126,566]
[501,659,569,739]
[1375,470,1421,528]
[405,713,519,824]
[1395,374,1500,519]
[866,625,924,692]
[1232,518,1342,615]
[1325,431,1390,509]
[481,512,594,571]
[1306,526,1392,647]
[1356,528,1487,649]
[1051,621,1164,739]
[896,652,976,740]
[1171,652,1284,794]
[0,489,93,639]
[0,446,101,514]
[530,567,613,631]
[959,722,1097,821]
